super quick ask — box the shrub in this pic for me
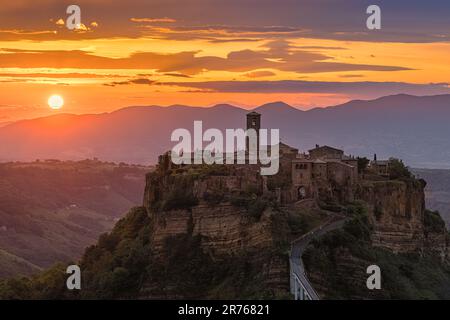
[204,190,225,206]
[388,158,412,180]
[162,188,198,210]
[424,210,446,234]
[247,198,268,219]
[229,194,251,207]
[357,157,370,173]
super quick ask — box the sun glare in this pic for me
[48,95,64,110]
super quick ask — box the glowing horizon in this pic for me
[1,0,449,122]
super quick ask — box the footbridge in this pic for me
[289,215,347,300]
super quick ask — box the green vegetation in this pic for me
[0,206,287,299]
[149,173,199,211]
[2,159,448,300]
[185,164,232,179]
[161,185,198,211]
[357,157,370,173]
[303,204,450,299]
[229,191,275,220]
[145,233,284,299]
[0,207,151,299]
[266,164,291,190]
[388,158,412,180]
[0,263,73,300]
[424,209,446,234]
[203,189,226,206]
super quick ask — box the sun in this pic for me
[48,95,64,110]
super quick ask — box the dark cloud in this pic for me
[0,0,449,43]
[162,73,192,78]
[104,78,154,87]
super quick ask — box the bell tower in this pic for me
[246,111,261,152]
[247,111,261,132]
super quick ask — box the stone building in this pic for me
[370,154,390,177]
[158,111,363,204]
[309,145,343,160]
[289,141,358,201]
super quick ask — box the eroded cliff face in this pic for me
[303,178,450,300]
[143,168,274,255]
[140,168,448,298]
[149,204,274,257]
[139,167,296,298]
[356,178,449,259]
[357,179,425,253]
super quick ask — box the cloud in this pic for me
[162,73,191,78]
[160,80,450,97]
[130,17,176,23]
[1,0,449,43]
[339,74,364,78]
[207,38,262,43]
[103,78,154,87]
[74,22,100,33]
[244,71,275,78]
[0,72,128,79]
[139,25,304,42]
[0,41,412,76]
[0,29,57,36]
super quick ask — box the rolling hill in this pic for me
[0,160,151,279]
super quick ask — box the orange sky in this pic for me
[1,0,449,122]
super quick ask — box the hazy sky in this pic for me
[0,0,449,121]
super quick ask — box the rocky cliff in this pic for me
[303,177,450,299]
[136,165,307,298]
[2,162,449,299]
[356,178,449,258]
[357,179,425,253]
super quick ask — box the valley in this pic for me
[0,160,151,278]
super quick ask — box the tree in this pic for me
[388,158,411,179]
[357,157,370,173]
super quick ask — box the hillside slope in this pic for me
[0,160,150,278]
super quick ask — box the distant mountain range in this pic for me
[1,94,450,168]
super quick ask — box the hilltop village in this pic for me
[142,111,448,299]
[157,111,390,206]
